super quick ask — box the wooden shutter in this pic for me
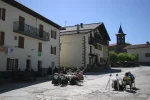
[0,32,5,45]
[2,8,6,21]
[6,58,10,71]
[55,31,57,39]
[51,46,53,54]
[38,43,42,52]
[18,36,24,48]
[54,47,56,55]
[51,30,53,38]
[0,8,1,19]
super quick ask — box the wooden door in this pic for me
[15,59,18,71]
[38,61,42,73]
[19,16,25,31]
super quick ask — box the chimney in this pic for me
[80,23,83,28]
[77,24,80,34]
[146,41,150,45]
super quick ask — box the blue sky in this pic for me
[16,0,150,44]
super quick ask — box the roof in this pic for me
[60,22,103,33]
[118,25,124,34]
[60,29,92,36]
[2,0,61,29]
[60,22,111,41]
[109,42,131,47]
[124,44,150,49]
[109,43,117,46]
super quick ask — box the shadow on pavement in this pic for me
[126,90,137,94]
[85,68,122,76]
[0,77,50,94]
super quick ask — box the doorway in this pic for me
[26,59,31,70]
[38,61,42,73]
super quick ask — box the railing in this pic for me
[13,21,49,41]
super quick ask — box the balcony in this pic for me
[89,52,97,57]
[13,21,49,41]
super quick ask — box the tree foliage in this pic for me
[109,51,139,62]
[109,51,118,62]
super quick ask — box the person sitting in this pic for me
[128,71,135,87]
[123,72,132,90]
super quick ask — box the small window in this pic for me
[145,53,150,57]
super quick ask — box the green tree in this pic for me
[109,51,118,62]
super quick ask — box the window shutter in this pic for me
[0,8,1,19]
[18,36,24,48]
[2,8,6,21]
[51,46,53,54]
[54,47,56,55]
[38,43,42,52]
[0,32,5,45]
[55,31,57,39]
[51,30,53,38]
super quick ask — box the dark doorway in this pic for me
[15,59,18,71]
[26,60,31,70]
[38,61,42,75]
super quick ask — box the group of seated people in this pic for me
[112,71,135,91]
[123,71,135,89]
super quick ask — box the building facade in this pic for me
[60,23,110,70]
[0,0,61,76]
[125,42,150,64]
[109,25,130,53]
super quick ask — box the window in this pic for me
[38,42,42,52]
[18,36,24,48]
[0,31,5,45]
[0,8,6,21]
[98,45,102,51]
[51,30,57,39]
[51,46,56,55]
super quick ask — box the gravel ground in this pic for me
[0,66,150,100]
